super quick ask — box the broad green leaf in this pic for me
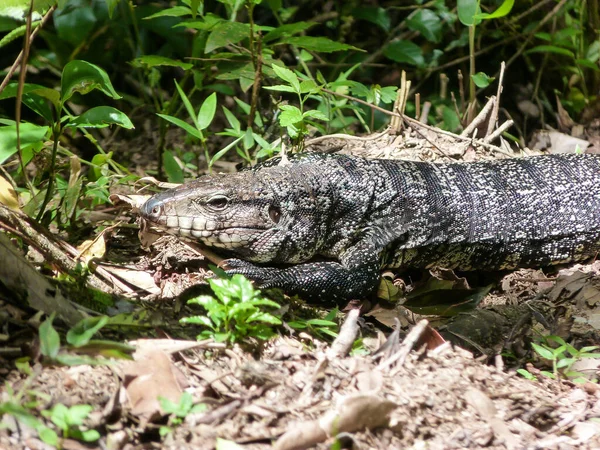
[475,0,515,20]
[457,0,481,26]
[532,343,555,361]
[279,36,362,53]
[263,85,297,93]
[0,123,49,165]
[144,5,192,19]
[299,79,318,93]
[271,64,300,92]
[65,404,93,425]
[163,150,184,184]
[352,6,390,32]
[383,40,425,66]
[54,2,97,46]
[0,20,40,48]
[577,58,600,71]
[471,72,495,88]
[157,113,202,140]
[278,105,303,126]
[406,9,442,43]
[131,55,193,70]
[61,60,121,104]
[525,45,574,57]
[66,316,109,347]
[66,106,134,129]
[198,92,217,130]
[39,315,60,359]
[302,109,328,121]
[263,21,315,42]
[205,21,250,53]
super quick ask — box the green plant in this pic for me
[39,313,134,366]
[287,308,339,341]
[180,274,282,344]
[41,403,100,443]
[518,335,600,383]
[158,392,207,437]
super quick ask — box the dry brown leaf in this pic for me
[123,349,187,423]
[0,176,19,211]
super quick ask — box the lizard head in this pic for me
[140,168,325,263]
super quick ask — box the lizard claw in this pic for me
[223,258,278,288]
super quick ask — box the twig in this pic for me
[327,309,360,359]
[461,95,496,137]
[305,129,389,146]
[486,62,506,137]
[377,319,429,371]
[483,119,514,143]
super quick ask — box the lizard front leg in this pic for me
[224,243,380,302]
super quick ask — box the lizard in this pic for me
[140,152,600,302]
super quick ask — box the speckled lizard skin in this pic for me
[141,153,600,302]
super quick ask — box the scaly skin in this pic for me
[140,153,600,302]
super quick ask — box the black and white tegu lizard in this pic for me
[140,152,600,302]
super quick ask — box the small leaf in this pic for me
[174,80,200,128]
[263,84,297,93]
[525,45,574,57]
[131,55,193,70]
[66,316,109,347]
[278,105,303,126]
[39,314,60,359]
[198,92,217,130]
[157,114,202,140]
[61,60,120,104]
[352,6,390,32]
[271,64,300,92]
[0,175,19,211]
[302,109,329,121]
[163,150,184,184]
[66,106,134,129]
[457,0,481,26]
[222,106,241,133]
[406,9,442,43]
[474,0,515,20]
[278,36,362,53]
[471,72,495,88]
[263,21,315,42]
[532,343,555,361]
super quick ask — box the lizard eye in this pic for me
[207,195,229,211]
[269,205,281,224]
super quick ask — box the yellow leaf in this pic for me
[0,176,19,211]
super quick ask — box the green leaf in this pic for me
[302,109,329,121]
[105,0,119,18]
[263,21,315,42]
[271,64,300,93]
[205,21,250,53]
[157,114,202,140]
[471,72,495,88]
[384,40,425,66]
[278,105,303,126]
[66,106,134,129]
[144,6,192,19]
[198,92,217,130]
[163,150,184,184]
[0,20,41,48]
[66,316,109,347]
[352,6,390,32]
[263,85,298,93]
[180,315,214,328]
[39,314,60,359]
[174,80,199,128]
[210,136,243,167]
[38,426,59,446]
[0,123,49,165]
[474,0,515,20]
[525,45,574,57]
[131,55,193,70]
[516,369,536,380]
[457,0,481,26]
[222,106,241,134]
[532,343,555,361]
[66,404,93,425]
[299,79,318,93]
[278,36,362,53]
[406,9,442,43]
[61,60,121,104]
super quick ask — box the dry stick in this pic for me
[377,319,430,371]
[419,102,431,124]
[0,205,113,293]
[305,129,390,146]
[485,61,506,137]
[461,95,496,137]
[320,87,514,157]
[0,5,56,95]
[483,119,514,144]
[415,93,421,119]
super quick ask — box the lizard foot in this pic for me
[223,258,278,289]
